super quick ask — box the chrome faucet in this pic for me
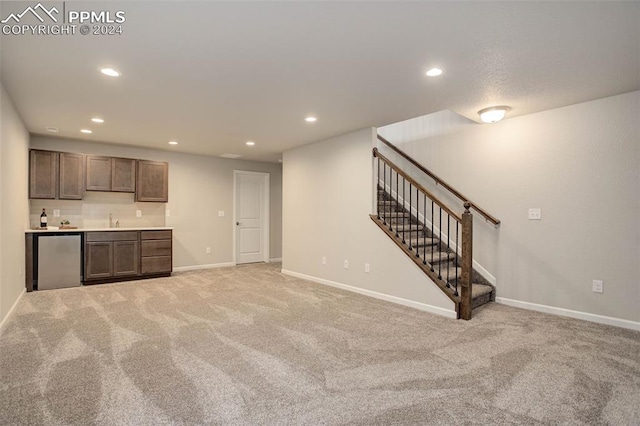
[115,220,120,228]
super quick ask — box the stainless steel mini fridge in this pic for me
[37,234,82,290]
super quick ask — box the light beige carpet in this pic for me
[1,263,639,425]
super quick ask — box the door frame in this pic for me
[233,170,270,264]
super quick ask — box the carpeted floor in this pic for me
[1,263,639,425]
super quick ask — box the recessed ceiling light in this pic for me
[168,141,178,145]
[100,68,120,77]
[80,129,93,134]
[246,141,255,146]
[426,68,444,77]
[478,106,511,124]
[91,118,104,123]
[46,126,58,133]
[305,116,317,122]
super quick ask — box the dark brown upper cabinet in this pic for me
[86,155,135,193]
[59,153,84,199]
[136,160,168,202]
[112,158,136,192]
[29,150,58,199]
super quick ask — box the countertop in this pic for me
[26,227,173,233]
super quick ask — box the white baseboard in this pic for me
[0,289,26,333]
[281,269,457,319]
[269,258,283,263]
[496,297,640,332]
[173,262,236,272]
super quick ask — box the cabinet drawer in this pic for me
[141,256,172,274]
[86,231,138,242]
[141,230,172,240]
[141,240,171,257]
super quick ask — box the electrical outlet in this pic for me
[592,279,603,293]
[206,247,211,254]
[218,211,225,217]
[136,210,142,218]
[528,208,542,220]
[53,209,60,217]
[166,210,171,217]
[344,260,349,269]
[364,263,370,273]
[322,256,326,266]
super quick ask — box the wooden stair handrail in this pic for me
[373,148,462,223]
[377,134,500,226]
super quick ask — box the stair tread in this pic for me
[407,237,438,247]
[393,224,423,230]
[472,283,493,298]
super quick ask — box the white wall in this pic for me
[30,136,283,268]
[282,128,455,317]
[380,91,640,324]
[0,82,30,325]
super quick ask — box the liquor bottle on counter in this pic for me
[40,208,48,228]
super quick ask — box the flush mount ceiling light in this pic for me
[91,118,104,123]
[305,116,317,123]
[246,141,255,146]
[168,141,178,145]
[80,129,93,134]
[45,126,58,133]
[478,106,511,124]
[425,68,444,77]
[100,68,120,77]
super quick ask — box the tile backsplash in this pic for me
[30,192,166,229]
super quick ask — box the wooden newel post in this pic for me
[460,202,473,320]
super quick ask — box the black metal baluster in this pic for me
[388,169,394,233]
[408,182,413,250]
[382,162,387,226]
[423,193,427,265]
[395,169,399,237]
[415,187,420,257]
[430,199,435,272]
[446,214,451,285]
[455,221,459,296]
[402,177,406,244]
[376,157,381,220]
[438,206,442,280]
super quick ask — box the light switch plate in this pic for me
[322,256,326,266]
[365,263,370,273]
[528,208,542,220]
[218,211,225,217]
[136,210,142,218]
[166,210,171,217]
[343,260,349,269]
[53,209,60,217]
[592,280,603,293]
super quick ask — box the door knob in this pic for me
[236,222,240,226]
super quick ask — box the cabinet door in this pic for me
[29,150,58,199]
[85,242,113,279]
[136,160,168,202]
[113,241,139,276]
[86,156,112,191]
[112,158,136,192]
[59,153,84,200]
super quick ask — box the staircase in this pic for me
[372,136,500,319]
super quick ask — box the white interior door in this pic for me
[235,171,269,264]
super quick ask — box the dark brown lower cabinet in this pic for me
[141,230,173,274]
[85,232,139,281]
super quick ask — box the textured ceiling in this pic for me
[1,1,639,162]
